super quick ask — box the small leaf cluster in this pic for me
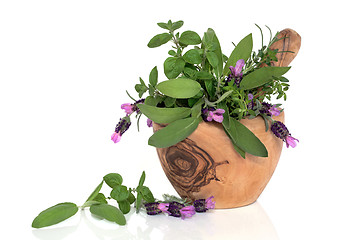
[31,171,154,228]
[123,20,294,158]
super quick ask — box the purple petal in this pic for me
[212,114,223,123]
[158,203,169,213]
[248,93,253,100]
[180,205,196,219]
[205,196,216,209]
[206,111,214,122]
[269,106,281,116]
[229,66,236,75]
[214,108,225,114]
[121,103,133,115]
[147,118,153,127]
[111,132,121,143]
[234,59,245,77]
[285,136,299,148]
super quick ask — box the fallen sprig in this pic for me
[31,171,215,228]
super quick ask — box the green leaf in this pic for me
[183,49,202,64]
[164,97,176,107]
[204,79,215,98]
[148,117,200,148]
[149,66,158,86]
[206,51,219,68]
[135,192,142,213]
[138,171,146,187]
[179,31,201,45]
[170,20,184,31]
[127,192,136,204]
[118,200,131,214]
[32,202,78,228]
[137,104,191,124]
[163,57,186,79]
[85,181,104,202]
[240,67,291,90]
[156,78,201,99]
[103,173,123,188]
[147,33,172,48]
[203,28,223,78]
[90,204,126,226]
[223,33,253,76]
[110,185,129,202]
[226,117,268,157]
[138,186,155,203]
[93,193,108,204]
[213,90,233,104]
[196,71,213,80]
[157,22,169,30]
[144,95,164,106]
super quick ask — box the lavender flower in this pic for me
[271,121,299,148]
[193,196,216,212]
[260,102,281,117]
[147,118,153,127]
[226,59,245,87]
[202,108,225,123]
[111,117,131,143]
[180,205,196,219]
[121,99,145,115]
[144,202,162,215]
[167,202,185,217]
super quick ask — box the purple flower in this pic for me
[248,93,254,100]
[147,118,153,127]
[121,103,133,115]
[193,196,216,212]
[144,202,162,215]
[203,108,225,123]
[205,196,216,209]
[111,132,121,143]
[229,59,245,78]
[167,202,185,217]
[271,121,299,148]
[111,117,131,143]
[158,203,169,213]
[285,136,299,148]
[180,205,196,219]
[226,59,245,87]
[269,105,281,116]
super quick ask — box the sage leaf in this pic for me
[110,185,129,202]
[203,28,223,78]
[156,78,201,99]
[137,104,191,124]
[183,49,202,64]
[164,57,185,79]
[138,186,155,203]
[103,173,123,188]
[147,33,172,48]
[206,51,219,68]
[240,67,291,90]
[157,22,169,30]
[149,66,158,86]
[213,90,233,104]
[90,204,126,226]
[179,31,201,45]
[135,192,142,213]
[226,117,268,157]
[32,202,78,228]
[138,171,146,187]
[223,33,253,76]
[118,200,131,214]
[85,181,104,202]
[148,117,200,148]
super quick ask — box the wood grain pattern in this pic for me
[270,28,301,67]
[154,112,285,209]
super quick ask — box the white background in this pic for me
[1,0,359,239]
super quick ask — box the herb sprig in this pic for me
[32,171,154,228]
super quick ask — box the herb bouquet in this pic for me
[112,20,301,208]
